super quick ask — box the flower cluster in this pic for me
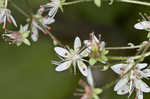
[53,33,107,76]
[1,0,62,45]
[2,24,30,46]
[74,68,102,99]
[84,33,109,65]
[111,58,150,99]
[28,0,61,41]
[1,0,150,99]
[0,0,17,29]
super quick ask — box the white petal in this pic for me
[9,15,17,27]
[77,60,88,76]
[134,21,150,30]
[55,60,72,71]
[114,77,129,91]
[87,68,94,87]
[137,90,143,99]
[48,6,58,18]
[100,41,105,51]
[117,84,129,95]
[135,78,150,93]
[111,64,126,75]
[80,48,89,57]
[23,24,29,32]
[54,47,70,58]
[143,69,150,77]
[74,37,81,51]
[31,26,39,42]
[137,63,148,70]
[93,34,99,43]
[43,17,55,25]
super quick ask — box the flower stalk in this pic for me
[117,0,150,6]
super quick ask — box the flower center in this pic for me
[72,53,80,61]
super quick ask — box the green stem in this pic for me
[9,0,29,18]
[106,45,141,50]
[62,0,92,6]
[108,51,150,60]
[117,0,150,6]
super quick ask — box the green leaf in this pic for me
[94,0,101,7]
[89,58,97,65]
[23,31,30,38]
[94,88,103,94]
[103,50,109,55]
[93,94,100,99]
[147,32,150,38]
[23,39,31,46]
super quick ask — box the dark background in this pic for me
[0,0,150,99]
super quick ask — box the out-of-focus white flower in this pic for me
[31,14,55,41]
[39,0,61,18]
[111,58,150,99]
[3,24,30,46]
[74,68,102,99]
[84,33,105,53]
[84,33,108,65]
[0,0,17,29]
[53,37,89,76]
[134,21,150,31]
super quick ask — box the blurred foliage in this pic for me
[0,0,150,99]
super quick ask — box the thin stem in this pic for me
[117,0,150,6]
[10,0,63,46]
[34,18,63,46]
[106,45,141,50]
[102,78,119,90]
[108,51,150,61]
[9,0,29,18]
[5,0,8,8]
[122,41,150,77]
[62,0,92,6]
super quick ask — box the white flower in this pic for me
[39,0,61,18]
[74,68,102,99]
[0,0,17,29]
[31,14,55,42]
[84,33,105,52]
[53,37,89,76]
[134,21,150,31]
[3,24,30,46]
[111,58,150,99]
[84,33,108,65]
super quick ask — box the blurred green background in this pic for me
[0,0,150,99]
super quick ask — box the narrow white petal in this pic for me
[23,24,29,32]
[9,15,17,27]
[111,64,126,75]
[137,90,143,99]
[117,84,129,95]
[54,47,70,58]
[135,78,150,93]
[43,17,55,25]
[77,60,88,76]
[143,69,150,77]
[134,22,145,30]
[114,77,129,91]
[137,63,148,70]
[31,26,39,42]
[55,60,72,71]
[74,37,81,51]
[87,68,94,87]
[93,34,99,43]
[100,41,105,51]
